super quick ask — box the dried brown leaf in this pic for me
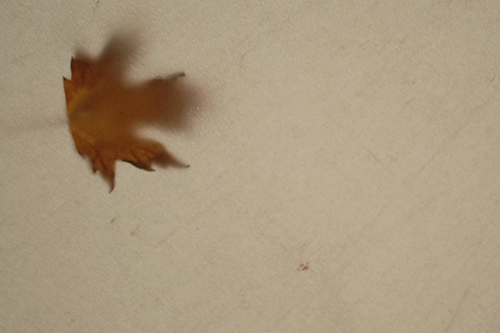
[63,38,188,191]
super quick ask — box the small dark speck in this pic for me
[130,226,139,236]
[297,262,309,271]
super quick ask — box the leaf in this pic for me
[63,39,188,191]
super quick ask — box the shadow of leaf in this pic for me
[63,35,199,191]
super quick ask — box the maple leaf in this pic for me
[63,38,189,191]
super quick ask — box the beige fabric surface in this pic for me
[1,1,499,332]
